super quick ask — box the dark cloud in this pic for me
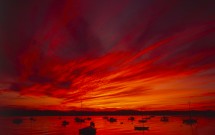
[56,81,71,89]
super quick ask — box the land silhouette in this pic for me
[0,108,214,117]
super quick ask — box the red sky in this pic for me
[0,0,215,111]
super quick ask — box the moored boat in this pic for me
[62,120,69,126]
[79,122,96,135]
[160,116,169,122]
[134,126,149,130]
[12,118,23,125]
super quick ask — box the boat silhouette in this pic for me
[138,119,147,123]
[183,119,197,125]
[62,120,69,126]
[108,117,117,122]
[85,117,92,121]
[128,116,135,121]
[75,117,85,123]
[29,117,36,121]
[12,118,23,125]
[79,121,96,135]
[160,116,169,122]
[183,102,197,125]
[149,115,155,118]
[134,126,149,131]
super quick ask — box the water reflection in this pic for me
[0,116,215,135]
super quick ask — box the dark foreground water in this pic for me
[0,116,215,135]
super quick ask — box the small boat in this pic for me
[134,126,149,130]
[62,120,69,126]
[128,116,135,121]
[12,118,23,125]
[138,119,147,123]
[85,117,92,121]
[75,117,85,123]
[160,116,169,122]
[79,122,96,135]
[182,102,197,125]
[183,119,197,125]
[108,117,117,122]
[29,117,36,121]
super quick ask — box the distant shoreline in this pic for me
[1,109,215,116]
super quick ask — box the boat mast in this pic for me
[189,101,191,119]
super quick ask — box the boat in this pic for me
[12,118,23,124]
[128,116,135,121]
[75,117,85,123]
[138,119,147,123]
[79,122,96,135]
[108,117,117,122]
[29,117,36,121]
[62,120,69,126]
[85,117,92,121]
[182,102,197,125]
[134,126,149,130]
[160,116,169,122]
[183,119,197,125]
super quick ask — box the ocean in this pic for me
[0,115,214,135]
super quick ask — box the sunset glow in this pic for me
[0,0,215,111]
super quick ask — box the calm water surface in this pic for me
[0,116,215,135]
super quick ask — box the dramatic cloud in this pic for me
[0,0,215,110]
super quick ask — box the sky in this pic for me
[0,0,215,111]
